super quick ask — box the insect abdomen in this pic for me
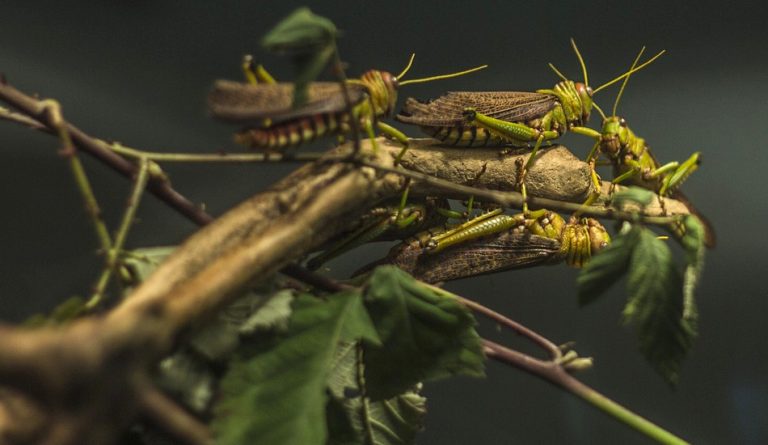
[235,112,347,149]
[421,125,503,147]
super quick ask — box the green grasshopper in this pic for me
[362,208,610,283]
[306,196,459,270]
[208,54,486,154]
[396,40,664,207]
[574,48,716,247]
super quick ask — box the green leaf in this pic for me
[362,266,485,400]
[681,215,706,321]
[624,228,697,386]
[326,342,426,445]
[212,292,379,445]
[262,8,337,54]
[238,289,295,335]
[577,226,641,306]
[120,246,176,286]
[261,8,338,107]
[22,295,87,327]
[611,186,656,209]
[185,280,288,361]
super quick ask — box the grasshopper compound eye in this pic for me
[574,82,590,96]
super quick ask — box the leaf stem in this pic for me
[41,100,113,252]
[483,339,688,444]
[87,157,150,310]
[423,283,561,360]
[107,142,323,163]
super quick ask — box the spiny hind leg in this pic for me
[568,132,604,211]
[376,121,410,165]
[656,152,701,197]
[462,108,558,214]
[574,156,604,217]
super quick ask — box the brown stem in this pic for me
[482,340,688,444]
[137,385,213,445]
[460,296,561,360]
[0,82,213,226]
[0,80,691,444]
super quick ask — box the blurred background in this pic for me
[1,1,765,443]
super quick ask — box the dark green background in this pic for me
[1,1,765,444]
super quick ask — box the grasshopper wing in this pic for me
[397,91,557,126]
[208,80,367,125]
[363,232,561,284]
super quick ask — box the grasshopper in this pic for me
[575,48,716,247]
[306,196,458,270]
[208,54,486,155]
[396,40,664,207]
[360,208,610,283]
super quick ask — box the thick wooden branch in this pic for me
[0,136,693,444]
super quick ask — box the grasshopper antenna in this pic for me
[570,38,589,87]
[548,63,569,82]
[397,55,488,86]
[592,102,608,121]
[593,49,665,94]
[612,46,646,116]
[396,53,417,80]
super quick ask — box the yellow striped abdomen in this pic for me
[235,112,349,150]
[421,125,506,147]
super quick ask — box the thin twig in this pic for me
[40,100,113,252]
[482,339,688,445]
[0,81,214,226]
[138,385,213,445]
[87,157,151,310]
[0,80,342,296]
[0,105,47,130]
[330,47,363,157]
[108,142,325,163]
[423,283,561,359]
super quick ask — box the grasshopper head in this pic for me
[561,217,609,268]
[360,70,398,117]
[586,218,610,254]
[574,82,594,123]
[599,116,626,156]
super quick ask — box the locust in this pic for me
[207,54,487,155]
[396,39,664,207]
[306,196,458,270]
[358,208,610,283]
[575,48,716,247]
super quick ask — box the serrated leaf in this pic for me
[624,229,675,321]
[681,215,706,321]
[612,186,656,209]
[326,342,426,445]
[212,292,379,445]
[261,8,337,107]
[624,228,696,386]
[187,281,286,361]
[362,266,484,400]
[120,246,176,285]
[262,8,337,53]
[577,226,641,306]
[238,289,295,335]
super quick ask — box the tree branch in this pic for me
[0,79,696,444]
